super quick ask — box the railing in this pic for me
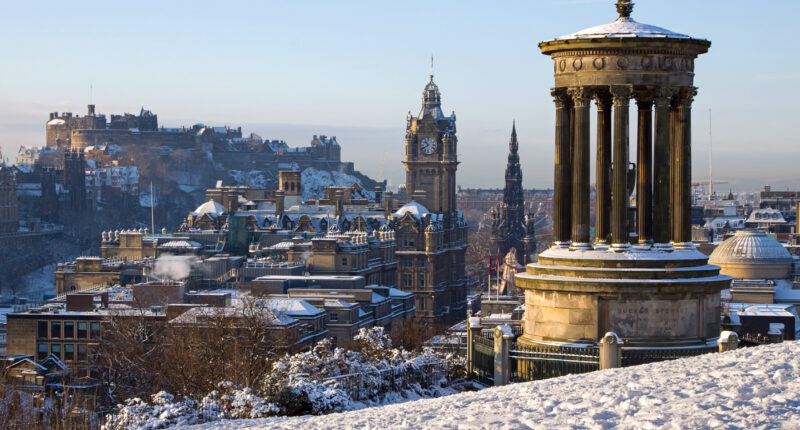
[472,335,495,386]
[621,346,717,367]
[509,342,599,382]
[321,360,447,401]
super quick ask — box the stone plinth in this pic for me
[515,246,731,348]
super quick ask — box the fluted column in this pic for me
[671,87,697,247]
[551,88,573,247]
[652,88,673,247]
[635,92,654,245]
[595,91,612,246]
[610,85,632,249]
[569,87,593,249]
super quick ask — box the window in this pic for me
[77,344,87,361]
[37,343,48,360]
[90,322,101,339]
[402,275,411,287]
[418,274,425,287]
[417,258,426,267]
[330,313,338,322]
[402,258,412,267]
[51,344,61,359]
[64,321,74,338]
[77,322,87,338]
[341,257,348,266]
[51,321,61,339]
[37,321,48,338]
[419,298,426,310]
[64,344,74,361]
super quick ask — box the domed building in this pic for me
[710,230,797,304]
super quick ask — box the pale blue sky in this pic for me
[1,0,798,191]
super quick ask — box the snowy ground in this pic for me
[18,262,57,300]
[180,341,800,429]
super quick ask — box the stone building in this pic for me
[55,256,151,296]
[516,1,731,350]
[398,75,469,323]
[0,166,18,234]
[490,123,537,262]
[709,230,797,304]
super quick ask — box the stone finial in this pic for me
[616,0,634,18]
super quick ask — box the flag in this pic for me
[488,255,492,276]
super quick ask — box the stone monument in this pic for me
[516,0,732,349]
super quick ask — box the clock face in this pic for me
[420,137,437,155]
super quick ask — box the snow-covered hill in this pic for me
[180,341,800,429]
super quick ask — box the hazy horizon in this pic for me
[2,0,799,192]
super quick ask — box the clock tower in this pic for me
[403,75,458,214]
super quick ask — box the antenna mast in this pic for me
[708,108,713,203]
[150,181,155,235]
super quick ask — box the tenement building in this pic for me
[490,123,537,263]
[398,76,469,323]
[0,166,18,234]
[516,1,731,351]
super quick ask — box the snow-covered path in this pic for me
[181,341,800,429]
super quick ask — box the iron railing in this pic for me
[509,342,599,382]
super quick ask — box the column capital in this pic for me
[567,87,594,108]
[672,86,697,107]
[653,86,675,108]
[634,89,655,109]
[594,91,613,111]
[610,85,633,107]
[551,87,570,109]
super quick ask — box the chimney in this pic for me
[384,191,394,217]
[374,186,382,204]
[275,190,285,216]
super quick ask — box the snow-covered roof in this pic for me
[393,201,430,219]
[192,199,227,218]
[557,16,690,40]
[158,240,202,249]
[747,208,787,224]
[709,230,793,266]
[263,298,324,317]
[47,118,66,126]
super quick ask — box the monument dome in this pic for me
[709,230,793,279]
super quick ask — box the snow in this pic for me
[230,170,269,188]
[392,201,429,219]
[300,167,374,202]
[558,16,691,40]
[181,341,800,430]
[192,200,227,218]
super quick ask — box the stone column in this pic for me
[652,88,672,247]
[595,91,613,246]
[610,85,632,249]
[551,88,573,247]
[636,93,654,245]
[569,87,593,250]
[671,87,697,247]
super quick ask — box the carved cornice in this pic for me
[610,85,633,106]
[552,52,695,75]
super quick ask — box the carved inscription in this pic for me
[600,299,699,339]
